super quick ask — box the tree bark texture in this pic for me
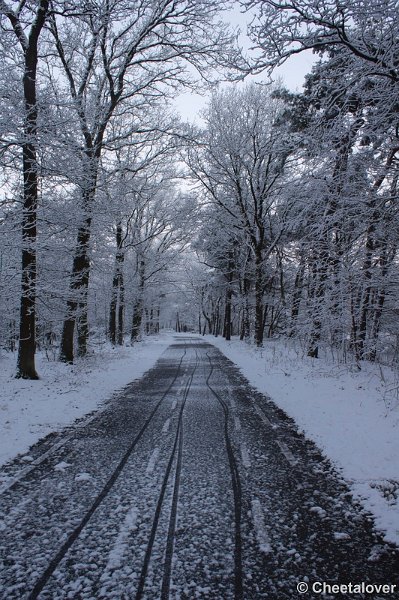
[131,259,145,342]
[109,223,125,345]
[59,209,92,363]
[14,0,50,379]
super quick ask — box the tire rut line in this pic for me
[135,349,199,600]
[205,351,243,600]
[160,348,200,599]
[27,348,187,600]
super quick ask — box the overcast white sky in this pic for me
[174,3,316,122]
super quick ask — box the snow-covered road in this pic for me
[0,337,398,599]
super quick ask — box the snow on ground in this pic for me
[0,333,175,467]
[208,335,399,546]
[1,330,399,546]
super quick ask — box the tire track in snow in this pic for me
[135,351,199,600]
[206,352,244,600]
[26,348,188,600]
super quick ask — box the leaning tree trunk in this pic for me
[202,309,212,335]
[14,0,50,379]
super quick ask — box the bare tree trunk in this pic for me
[213,298,221,337]
[154,305,160,334]
[223,291,232,340]
[289,259,305,337]
[60,210,92,363]
[356,217,376,359]
[240,277,251,341]
[131,258,145,342]
[223,256,234,341]
[9,320,17,352]
[109,277,118,346]
[117,275,124,345]
[239,251,252,341]
[202,309,212,334]
[131,300,143,342]
[367,289,385,362]
[17,117,40,378]
[307,117,364,358]
[307,249,328,358]
[349,289,361,362]
[366,243,396,361]
[77,297,89,357]
[353,146,398,360]
[254,252,264,347]
[11,0,50,379]
[109,223,125,345]
[263,304,269,337]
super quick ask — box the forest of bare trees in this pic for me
[1,0,399,378]
[185,0,399,365]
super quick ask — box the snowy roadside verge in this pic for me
[208,335,399,546]
[0,333,175,467]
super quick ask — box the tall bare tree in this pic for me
[1,0,50,378]
[47,0,244,363]
[186,84,293,346]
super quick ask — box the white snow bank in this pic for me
[0,333,174,467]
[208,335,399,546]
